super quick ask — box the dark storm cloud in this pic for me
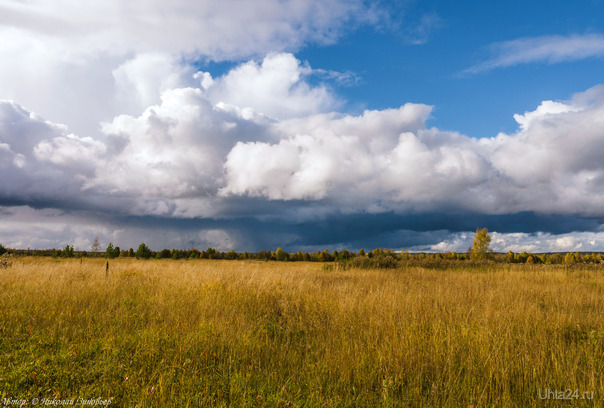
[83,210,604,252]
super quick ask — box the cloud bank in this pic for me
[2,50,604,251]
[1,1,604,252]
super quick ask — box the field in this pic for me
[1,258,603,407]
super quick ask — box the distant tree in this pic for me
[358,248,366,257]
[336,250,351,261]
[256,250,270,260]
[471,228,492,260]
[91,237,101,253]
[128,248,135,257]
[564,252,577,264]
[206,247,217,259]
[370,248,384,258]
[105,243,114,258]
[0,243,6,256]
[275,248,288,261]
[105,243,120,259]
[135,243,152,259]
[517,252,530,263]
[62,245,75,258]
[159,249,171,259]
[506,250,516,263]
[318,249,333,262]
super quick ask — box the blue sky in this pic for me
[1,0,604,253]
[295,0,604,138]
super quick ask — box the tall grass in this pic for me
[1,258,603,406]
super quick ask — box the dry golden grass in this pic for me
[1,258,603,406]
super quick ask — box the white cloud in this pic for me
[0,53,342,216]
[0,0,373,58]
[3,43,604,249]
[205,53,338,119]
[34,134,106,175]
[488,85,604,214]
[429,231,604,253]
[219,84,604,217]
[403,12,443,45]
[464,33,604,74]
[4,68,604,220]
[113,53,198,114]
[0,0,378,135]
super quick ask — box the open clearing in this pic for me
[1,258,603,406]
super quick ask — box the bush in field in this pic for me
[341,255,399,270]
[0,243,6,256]
[135,243,152,259]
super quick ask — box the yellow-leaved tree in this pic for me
[471,227,492,260]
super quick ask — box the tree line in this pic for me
[2,229,603,266]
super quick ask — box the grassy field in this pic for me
[1,258,603,407]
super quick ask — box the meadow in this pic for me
[1,258,603,407]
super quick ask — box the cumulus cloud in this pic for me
[112,53,198,114]
[0,0,380,135]
[0,101,90,202]
[0,0,375,58]
[205,53,339,119]
[2,42,604,250]
[464,33,604,74]
[489,85,604,215]
[220,84,604,218]
[4,58,604,224]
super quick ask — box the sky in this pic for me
[1,0,604,253]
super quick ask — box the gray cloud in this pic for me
[2,205,604,253]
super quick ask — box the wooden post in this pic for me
[106,261,109,278]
